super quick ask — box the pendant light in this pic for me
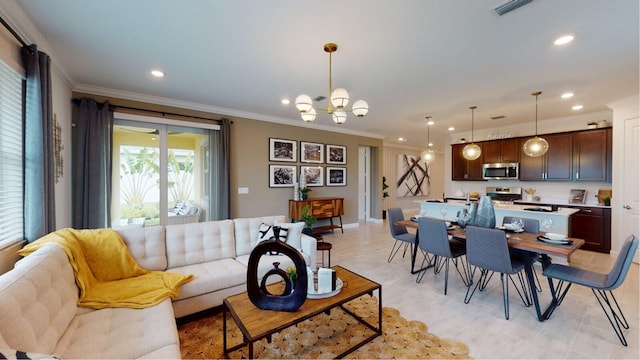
[462,106,481,160]
[522,91,549,157]
[421,116,435,162]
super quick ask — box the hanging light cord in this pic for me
[532,91,542,136]
[469,106,477,142]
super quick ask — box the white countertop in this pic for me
[419,201,578,234]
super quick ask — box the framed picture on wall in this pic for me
[269,138,297,162]
[300,141,324,163]
[269,164,297,187]
[301,165,324,187]
[326,144,346,164]
[326,167,346,186]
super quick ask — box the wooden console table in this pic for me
[289,197,344,234]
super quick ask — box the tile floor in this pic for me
[317,220,639,359]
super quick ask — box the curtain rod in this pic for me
[72,98,231,124]
[0,15,28,48]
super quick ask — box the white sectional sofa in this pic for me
[0,215,316,359]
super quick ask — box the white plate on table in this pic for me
[497,226,524,233]
[537,236,573,245]
[307,278,343,299]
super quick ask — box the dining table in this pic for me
[395,218,585,322]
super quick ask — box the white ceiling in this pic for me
[5,0,639,151]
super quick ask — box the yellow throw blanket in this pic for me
[18,228,194,309]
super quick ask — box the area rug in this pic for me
[177,295,471,359]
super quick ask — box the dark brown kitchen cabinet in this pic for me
[567,206,611,253]
[451,143,484,181]
[482,138,519,163]
[573,128,612,182]
[519,133,573,181]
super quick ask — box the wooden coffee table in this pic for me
[223,266,382,358]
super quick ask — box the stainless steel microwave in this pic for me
[482,162,519,180]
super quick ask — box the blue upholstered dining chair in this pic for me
[416,218,471,295]
[387,207,416,263]
[543,235,638,346]
[464,226,532,320]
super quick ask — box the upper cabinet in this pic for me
[452,128,612,182]
[451,143,484,181]
[519,133,573,181]
[518,128,611,182]
[482,138,519,163]
[573,128,612,182]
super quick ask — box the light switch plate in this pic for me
[238,187,249,194]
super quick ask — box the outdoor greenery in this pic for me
[119,146,195,222]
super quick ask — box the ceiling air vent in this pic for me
[491,0,533,16]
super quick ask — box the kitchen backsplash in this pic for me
[448,180,611,205]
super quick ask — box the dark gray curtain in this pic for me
[22,44,55,242]
[212,118,231,219]
[72,98,113,229]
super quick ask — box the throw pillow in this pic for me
[257,224,288,242]
[274,221,305,249]
[177,202,191,215]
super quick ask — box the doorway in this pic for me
[111,113,217,227]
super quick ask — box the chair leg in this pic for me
[452,256,472,287]
[593,289,630,346]
[501,273,510,320]
[415,252,434,283]
[387,240,403,262]
[464,267,487,304]
[508,272,532,307]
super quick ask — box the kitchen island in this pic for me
[419,200,580,235]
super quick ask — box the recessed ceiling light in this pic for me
[572,105,583,110]
[281,99,290,105]
[398,137,407,142]
[448,127,455,131]
[561,92,574,99]
[554,35,574,46]
[150,70,165,77]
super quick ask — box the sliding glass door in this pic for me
[112,117,214,227]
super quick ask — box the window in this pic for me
[0,59,24,247]
[111,113,218,227]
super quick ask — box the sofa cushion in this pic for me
[54,299,180,359]
[115,226,167,271]
[169,258,247,301]
[274,221,305,249]
[0,245,78,355]
[234,216,286,257]
[165,220,236,268]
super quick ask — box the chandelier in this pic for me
[522,91,549,157]
[462,106,481,160]
[421,116,435,162]
[295,43,369,124]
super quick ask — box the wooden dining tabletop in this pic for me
[396,219,585,260]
